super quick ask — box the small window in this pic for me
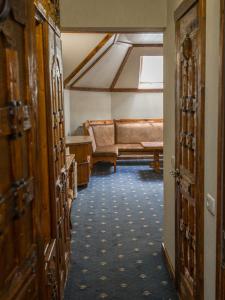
[139,56,163,89]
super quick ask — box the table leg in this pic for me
[153,151,160,173]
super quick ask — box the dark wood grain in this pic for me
[174,0,206,299]
[174,0,198,21]
[69,87,164,93]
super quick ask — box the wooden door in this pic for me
[174,1,205,299]
[46,24,68,298]
[0,1,39,299]
[35,12,60,300]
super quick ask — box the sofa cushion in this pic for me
[116,122,163,144]
[116,144,144,152]
[92,124,115,147]
[94,145,118,157]
[87,126,96,152]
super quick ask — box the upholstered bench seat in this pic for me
[116,144,144,151]
[94,145,119,156]
[84,119,163,173]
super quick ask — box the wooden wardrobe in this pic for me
[0,0,72,299]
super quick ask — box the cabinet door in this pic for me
[0,1,38,299]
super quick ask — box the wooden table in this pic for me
[66,136,92,186]
[140,142,163,173]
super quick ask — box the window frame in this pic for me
[138,55,164,91]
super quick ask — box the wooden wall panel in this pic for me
[0,0,39,299]
[0,1,72,299]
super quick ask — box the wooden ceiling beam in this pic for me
[69,86,163,93]
[70,87,111,92]
[64,33,114,87]
[112,88,163,93]
[132,43,163,47]
[110,46,133,89]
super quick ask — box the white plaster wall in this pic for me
[65,90,163,133]
[163,0,182,273]
[64,89,71,136]
[61,33,105,78]
[164,1,220,299]
[204,0,220,298]
[60,0,167,30]
[69,91,112,134]
[116,47,163,88]
[111,93,163,119]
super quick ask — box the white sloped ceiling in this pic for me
[74,43,130,88]
[62,33,163,89]
[61,33,105,79]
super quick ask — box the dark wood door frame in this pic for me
[216,0,225,298]
[174,0,206,299]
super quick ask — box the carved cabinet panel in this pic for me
[0,1,71,298]
[0,1,39,299]
[46,24,69,299]
[175,2,205,300]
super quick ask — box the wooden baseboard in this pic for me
[161,243,175,282]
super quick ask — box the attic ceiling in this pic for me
[117,33,163,45]
[62,33,163,91]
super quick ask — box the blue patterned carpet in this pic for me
[64,161,178,300]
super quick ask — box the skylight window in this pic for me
[139,56,163,89]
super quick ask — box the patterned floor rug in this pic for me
[64,161,178,300]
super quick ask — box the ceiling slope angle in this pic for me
[63,33,163,91]
[72,43,131,89]
[64,33,115,87]
[62,33,106,80]
[118,33,163,45]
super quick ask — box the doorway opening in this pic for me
[62,31,177,299]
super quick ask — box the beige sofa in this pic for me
[84,119,163,172]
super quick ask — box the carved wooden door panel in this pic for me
[0,1,39,299]
[175,1,205,299]
[46,24,67,298]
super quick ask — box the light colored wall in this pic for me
[60,0,167,30]
[64,89,71,135]
[61,33,105,78]
[69,91,112,134]
[116,47,163,88]
[204,0,220,298]
[163,0,182,273]
[111,93,163,119]
[164,1,220,300]
[66,90,163,133]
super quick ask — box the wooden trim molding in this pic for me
[161,243,175,281]
[133,43,163,48]
[69,87,164,93]
[116,41,163,47]
[64,33,113,87]
[174,0,198,21]
[112,88,163,93]
[110,46,133,89]
[70,87,110,92]
[216,0,225,298]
